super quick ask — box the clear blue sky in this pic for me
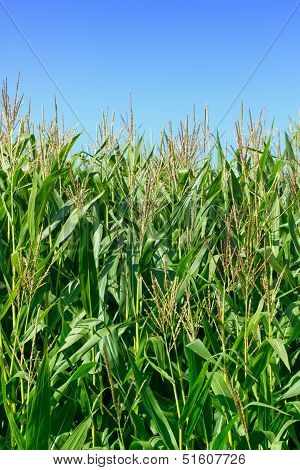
[1,0,299,145]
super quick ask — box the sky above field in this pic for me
[1,0,300,146]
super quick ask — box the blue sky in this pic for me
[1,0,299,146]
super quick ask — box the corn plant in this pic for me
[0,86,299,450]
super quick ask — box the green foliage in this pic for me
[0,91,299,450]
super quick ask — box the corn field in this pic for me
[0,86,299,450]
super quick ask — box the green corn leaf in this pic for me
[268,338,290,371]
[61,417,92,450]
[130,356,178,450]
[1,377,25,449]
[26,353,50,449]
[282,380,300,400]
[27,171,38,241]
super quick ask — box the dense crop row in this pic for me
[0,88,299,449]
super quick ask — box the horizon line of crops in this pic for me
[0,84,299,450]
